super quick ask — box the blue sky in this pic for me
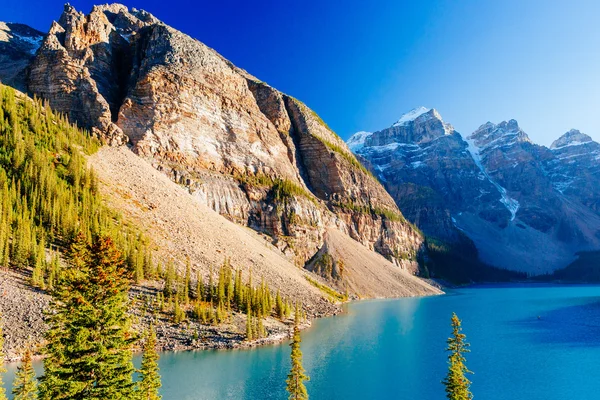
[3,0,600,145]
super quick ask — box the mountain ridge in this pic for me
[350,108,600,275]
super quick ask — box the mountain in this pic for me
[0,4,443,359]
[0,22,44,91]
[349,108,600,276]
[0,3,429,276]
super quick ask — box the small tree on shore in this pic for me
[0,316,7,400]
[138,325,162,400]
[12,347,37,400]
[286,304,309,400]
[442,313,473,400]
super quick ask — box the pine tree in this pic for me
[183,261,191,305]
[275,289,284,320]
[12,348,37,400]
[286,304,309,400]
[442,313,473,400]
[0,315,7,400]
[246,303,253,341]
[39,235,135,400]
[138,326,162,400]
[195,271,205,301]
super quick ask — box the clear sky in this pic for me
[3,0,600,145]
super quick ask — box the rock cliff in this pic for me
[2,3,425,288]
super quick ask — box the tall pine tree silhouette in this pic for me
[442,313,473,400]
[39,234,135,399]
[138,325,162,400]
[12,348,37,400]
[0,316,7,400]
[286,304,309,400]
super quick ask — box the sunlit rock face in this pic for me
[3,3,424,273]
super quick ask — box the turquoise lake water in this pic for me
[5,284,600,399]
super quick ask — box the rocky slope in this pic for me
[350,108,600,275]
[1,3,424,279]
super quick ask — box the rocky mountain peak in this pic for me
[468,118,530,149]
[392,106,431,127]
[550,129,593,150]
[3,2,425,275]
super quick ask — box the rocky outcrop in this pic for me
[350,108,600,275]
[2,4,424,285]
[27,4,157,145]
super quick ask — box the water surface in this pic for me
[5,284,600,399]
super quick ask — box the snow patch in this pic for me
[12,33,43,54]
[347,131,373,152]
[464,136,520,221]
[392,107,430,127]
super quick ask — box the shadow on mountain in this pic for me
[0,22,44,91]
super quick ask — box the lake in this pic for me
[5,284,600,399]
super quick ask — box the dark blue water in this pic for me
[5,284,600,399]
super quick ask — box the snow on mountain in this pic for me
[347,131,373,151]
[550,129,593,150]
[349,110,600,274]
[464,134,520,220]
[392,106,431,127]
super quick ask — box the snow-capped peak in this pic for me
[550,129,593,150]
[392,107,431,127]
[347,131,373,151]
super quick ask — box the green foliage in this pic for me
[138,326,162,400]
[157,258,293,332]
[0,315,6,400]
[0,84,151,283]
[333,200,404,222]
[12,348,37,400]
[442,313,473,400]
[424,234,526,284]
[286,304,309,400]
[271,178,315,204]
[304,276,347,303]
[39,235,136,400]
[317,137,375,178]
[311,253,346,281]
[235,172,315,206]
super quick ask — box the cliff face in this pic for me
[350,108,600,275]
[11,3,423,280]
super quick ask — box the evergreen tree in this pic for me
[286,304,309,400]
[138,326,162,400]
[275,289,284,320]
[195,271,204,301]
[0,316,7,400]
[442,313,473,400]
[246,303,253,341]
[183,261,191,305]
[39,235,136,400]
[12,348,37,400]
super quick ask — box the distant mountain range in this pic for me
[348,107,600,275]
